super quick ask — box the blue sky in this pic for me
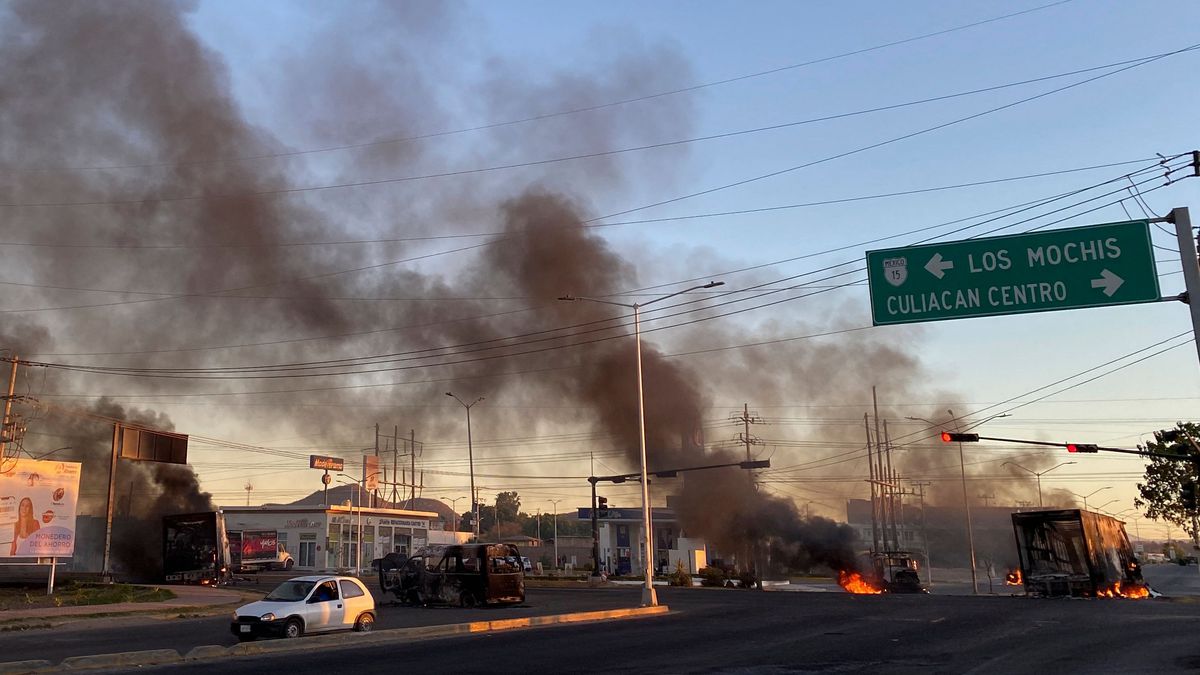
[83,0,1200,534]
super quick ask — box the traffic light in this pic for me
[1183,482,1198,512]
[739,460,771,469]
[1067,443,1099,453]
[940,432,979,443]
[597,496,609,518]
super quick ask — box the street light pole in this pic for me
[1003,461,1076,507]
[446,392,484,541]
[338,471,381,575]
[549,499,563,570]
[560,280,723,607]
[1068,486,1111,512]
[907,410,1008,596]
[441,496,464,534]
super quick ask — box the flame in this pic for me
[838,570,884,594]
[1005,568,1023,586]
[1095,582,1150,599]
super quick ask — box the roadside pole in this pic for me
[101,423,120,580]
[1173,207,1200,365]
[1169,205,1200,576]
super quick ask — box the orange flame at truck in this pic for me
[1005,568,1022,586]
[1095,582,1150,599]
[838,570,884,594]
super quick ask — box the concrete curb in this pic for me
[0,661,53,675]
[60,650,181,670]
[0,605,670,672]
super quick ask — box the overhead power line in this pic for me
[19,157,1182,381]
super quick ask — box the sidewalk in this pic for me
[0,585,248,622]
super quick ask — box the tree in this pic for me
[1135,422,1200,541]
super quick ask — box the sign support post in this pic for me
[1172,208,1200,366]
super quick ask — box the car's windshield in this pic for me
[264,580,316,601]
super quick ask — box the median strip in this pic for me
[0,605,670,672]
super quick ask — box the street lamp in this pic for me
[1068,486,1112,511]
[1115,507,1143,542]
[1002,461,1076,507]
[560,280,724,607]
[337,471,381,575]
[1094,499,1119,513]
[549,499,564,571]
[906,410,1009,596]
[446,392,485,541]
[441,496,465,534]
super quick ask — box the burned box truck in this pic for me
[163,512,231,585]
[1011,509,1148,598]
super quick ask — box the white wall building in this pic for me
[221,504,439,573]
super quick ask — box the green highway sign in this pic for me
[866,220,1161,326]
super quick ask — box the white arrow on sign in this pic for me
[924,253,954,279]
[1090,269,1124,297]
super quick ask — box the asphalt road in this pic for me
[9,586,1200,673]
[122,589,1200,674]
[0,587,640,664]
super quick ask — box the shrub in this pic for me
[668,561,692,587]
[699,567,727,587]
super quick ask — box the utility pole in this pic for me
[864,413,881,555]
[244,482,253,506]
[733,404,764,483]
[911,481,933,588]
[883,418,900,551]
[373,423,379,508]
[0,357,16,462]
[410,429,417,508]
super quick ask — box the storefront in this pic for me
[221,504,438,573]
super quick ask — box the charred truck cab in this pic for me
[869,552,928,593]
[376,543,525,607]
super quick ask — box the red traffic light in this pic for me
[940,432,980,443]
[1066,443,1099,453]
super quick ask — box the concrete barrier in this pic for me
[61,650,181,670]
[0,604,671,672]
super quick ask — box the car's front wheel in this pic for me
[354,613,374,632]
[284,558,294,570]
[284,619,304,639]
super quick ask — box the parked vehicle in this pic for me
[230,576,375,641]
[376,543,525,606]
[1011,508,1148,597]
[229,529,294,572]
[163,512,231,585]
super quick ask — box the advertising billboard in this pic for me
[0,459,82,558]
[363,455,380,492]
[240,530,279,564]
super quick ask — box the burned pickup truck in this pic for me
[1011,509,1149,598]
[376,543,525,607]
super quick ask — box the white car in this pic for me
[230,576,375,641]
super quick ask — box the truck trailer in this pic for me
[1011,508,1148,598]
[163,511,231,585]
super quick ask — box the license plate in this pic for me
[239,625,251,633]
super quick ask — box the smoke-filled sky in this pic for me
[2,0,1199,542]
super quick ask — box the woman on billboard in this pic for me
[10,497,40,555]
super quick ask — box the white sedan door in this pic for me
[302,580,345,632]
